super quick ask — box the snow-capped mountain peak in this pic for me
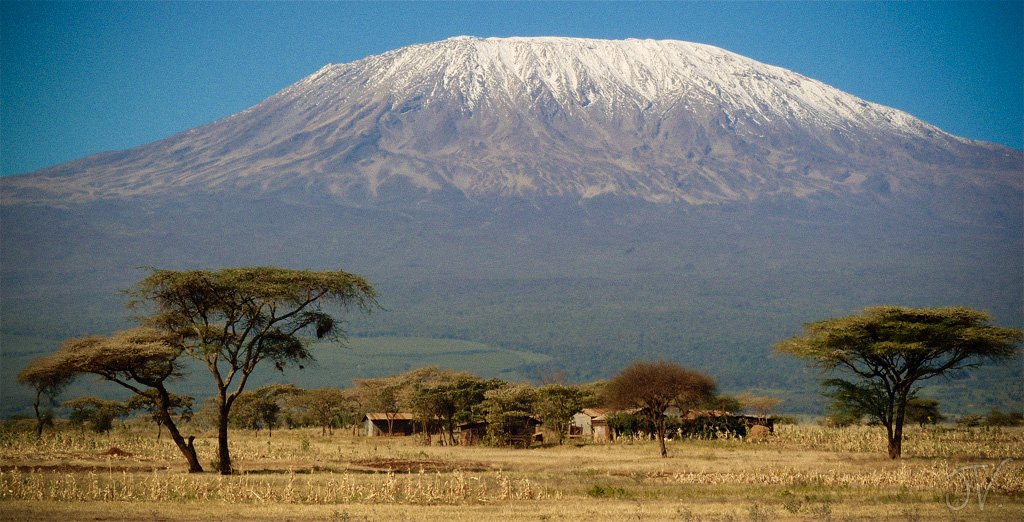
[3,37,1019,208]
[290,36,954,142]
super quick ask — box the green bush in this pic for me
[678,415,747,439]
[586,484,630,498]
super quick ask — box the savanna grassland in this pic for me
[2,423,1021,522]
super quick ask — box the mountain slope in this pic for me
[4,36,1020,213]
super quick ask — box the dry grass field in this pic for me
[1,423,1021,521]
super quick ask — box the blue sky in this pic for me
[2,1,1021,176]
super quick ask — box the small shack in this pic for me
[457,417,543,447]
[457,420,488,446]
[571,408,612,441]
[363,413,417,437]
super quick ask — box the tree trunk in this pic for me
[163,416,203,473]
[217,401,232,475]
[888,390,910,459]
[656,415,668,458]
[445,419,456,446]
[887,431,902,459]
[32,392,44,438]
[153,386,203,473]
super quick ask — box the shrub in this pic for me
[821,410,861,428]
[956,414,984,428]
[605,412,654,439]
[985,408,1023,427]
[586,484,630,498]
[678,414,747,439]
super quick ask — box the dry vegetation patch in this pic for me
[1,424,1022,521]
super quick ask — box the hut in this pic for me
[363,413,417,436]
[571,408,612,441]
[457,420,488,446]
[457,417,543,446]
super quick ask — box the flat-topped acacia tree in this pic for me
[34,327,205,472]
[16,358,74,438]
[776,306,1022,459]
[129,267,378,474]
[603,361,717,458]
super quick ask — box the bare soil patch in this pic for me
[100,447,134,457]
[351,457,493,473]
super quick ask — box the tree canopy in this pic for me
[484,383,539,447]
[16,357,74,437]
[289,387,350,436]
[603,361,716,457]
[63,396,128,433]
[30,327,204,472]
[775,305,1022,458]
[128,266,378,474]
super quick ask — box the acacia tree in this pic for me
[37,327,204,472]
[904,398,945,427]
[405,373,503,445]
[483,383,538,447]
[231,390,281,436]
[129,267,378,474]
[291,387,351,436]
[17,358,74,437]
[63,396,128,433]
[603,361,716,457]
[351,375,406,436]
[435,377,503,445]
[775,306,1022,459]
[402,369,471,444]
[737,393,783,423]
[352,366,455,437]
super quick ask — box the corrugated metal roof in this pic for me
[364,412,416,421]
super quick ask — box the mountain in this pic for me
[2,37,1021,416]
[4,36,1020,215]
